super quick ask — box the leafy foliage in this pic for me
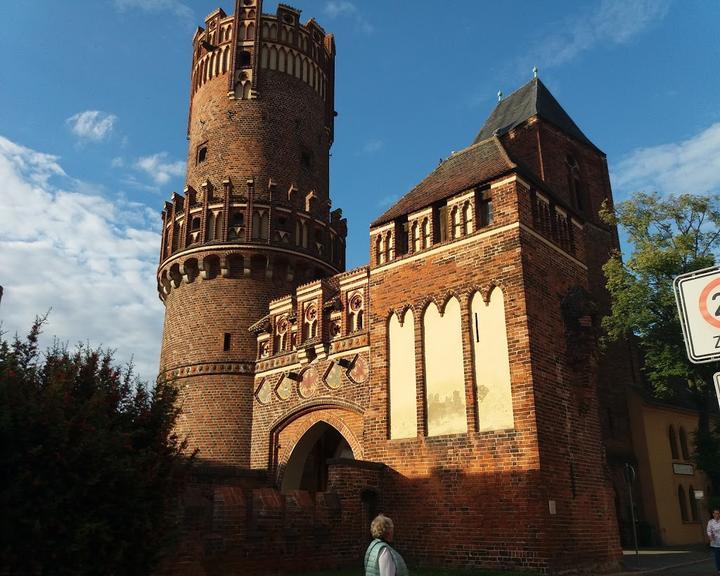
[600,192,720,396]
[600,192,720,487]
[0,318,194,575]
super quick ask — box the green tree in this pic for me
[0,318,194,575]
[601,191,720,491]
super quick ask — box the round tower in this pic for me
[157,0,346,468]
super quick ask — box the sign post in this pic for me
[674,266,720,409]
[674,266,720,364]
[624,463,639,567]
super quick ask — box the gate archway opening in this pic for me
[280,422,354,493]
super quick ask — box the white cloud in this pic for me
[111,156,125,168]
[361,139,384,154]
[0,135,163,382]
[66,111,117,142]
[611,122,720,198]
[531,0,669,68]
[113,0,193,21]
[135,152,185,185]
[324,1,374,34]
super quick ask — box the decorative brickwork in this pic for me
[158,2,636,574]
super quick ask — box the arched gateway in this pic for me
[280,422,354,493]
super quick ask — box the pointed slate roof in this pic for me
[371,137,515,227]
[473,78,602,154]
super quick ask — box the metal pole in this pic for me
[625,463,639,568]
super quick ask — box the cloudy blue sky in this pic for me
[1,0,719,381]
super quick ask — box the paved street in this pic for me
[665,559,713,575]
[618,548,715,576]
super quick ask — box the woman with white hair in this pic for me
[363,514,408,576]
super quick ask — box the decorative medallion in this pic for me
[298,367,319,398]
[330,319,342,338]
[275,374,292,400]
[350,293,363,311]
[305,304,317,323]
[276,317,288,335]
[347,355,369,384]
[323,362,343,390]
[255,379,271,404]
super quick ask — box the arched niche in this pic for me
[423,297,466,436]
[389,309,417,439]
[471,287,514,431]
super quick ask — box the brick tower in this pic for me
[157,1,345,468]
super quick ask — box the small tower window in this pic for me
[301,149,313,170]
[197,145,208,164]
[191,216,201,231]
[239,50,252,68]
[223,333,232,351]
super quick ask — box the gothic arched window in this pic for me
[669,425,679,460]
[566,155,584,212]
[679,426,690,461]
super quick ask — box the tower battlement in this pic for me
[190,2,335,110]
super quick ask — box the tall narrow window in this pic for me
[436,205,448,242]
[477,190,493,228]
[411,221,420,252]
[377,235,385,265]
[304,304,317,340]
[422,218,431,248]
[679,427,690,460]
[566,155,583,212]
[678,485,689,522]
[462,202,472,235]
[451,206,462,239]
[223,333,231,351]
[384,231,393,262]
[689,485,699,522]
[669,425,679,459]
[395,220,408,256]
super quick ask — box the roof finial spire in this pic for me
[497,90,503,102]
[533,66,538,79]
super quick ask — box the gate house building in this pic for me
[156,1,641,573]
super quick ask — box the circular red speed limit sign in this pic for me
[698,277,720,329]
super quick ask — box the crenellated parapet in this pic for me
[157,176,347,296]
